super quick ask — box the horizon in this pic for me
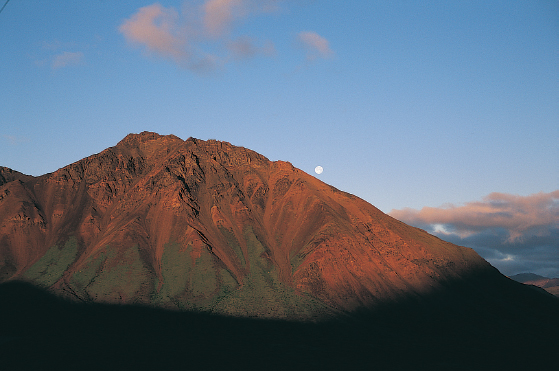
[1,1,557,277]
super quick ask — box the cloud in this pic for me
[33,40,87,70]
[390,191,559,242]
[297,31,334,61]
[2,135,17,145]
[1,135,29,145]
[119,4,186,62]
[226,36,276,59]
[51,51,84,69]
[119,1,326,73]
[119,2,279,72]
[390,191,559,277]
[201,0,281,35]
[203,0,245,37]
[2,135,18,145]
[42,40,78,51]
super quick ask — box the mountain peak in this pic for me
[116,131,183,148]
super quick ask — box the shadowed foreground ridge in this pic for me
[1,132,558,369]
[1,273,557,370]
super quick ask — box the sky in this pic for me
[1,1,558,277]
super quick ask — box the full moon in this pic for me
[315,166,323,174]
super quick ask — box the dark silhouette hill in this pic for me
[0,132,558,369]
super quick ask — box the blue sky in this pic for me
[1,1,558,276]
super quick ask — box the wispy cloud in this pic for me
[119,1,329,73]
[202,0,282,36]
[119,1,278,72]
[2,134,29,145]
[51,51,84,69]
[33,40,86,70]
[390,191,559,277]
[227,36,276,59]
[42,40,79,51]
[297,31,334,61]
[203,0,245,37]
[2,135,18,145]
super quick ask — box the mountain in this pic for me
[1,132,558,370]
[510,273,559,297]
[0,131,491,317]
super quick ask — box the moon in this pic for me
[314,166,323,174]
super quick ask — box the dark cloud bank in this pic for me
[390,191,559,278]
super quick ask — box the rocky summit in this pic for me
[0,132,558,370]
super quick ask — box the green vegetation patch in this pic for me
[217,225,246,268]
[23,236,79,287]
[190,245,218,297]
[158,242,191,300]
[69,248,117,300]
[80,245,151,303]
[151,241,238,311]
[210,227,332,320]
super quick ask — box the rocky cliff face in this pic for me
[1,132,494,319]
